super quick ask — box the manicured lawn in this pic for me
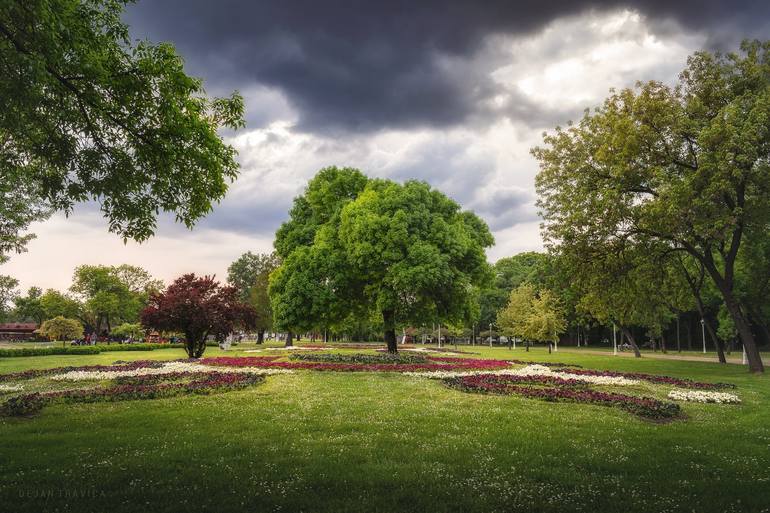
[0,344,768,512]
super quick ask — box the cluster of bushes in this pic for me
[0,343,186,358]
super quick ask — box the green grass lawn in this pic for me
[0,344,768,512]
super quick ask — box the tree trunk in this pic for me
[721,293,763,372]
[703,318,727,364]
[526,340,529,352]
[702,260,764,372]
[285,331,293,347]
[257,330,265,344]
[383,310,397,353]
[661,334,667,354]
[547,342,552,354]
[619,325,641,357]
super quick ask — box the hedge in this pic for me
[0,343,186,358]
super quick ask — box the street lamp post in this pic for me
[612,323,617,356]
[700,318,706,354]
[489,323,493,348]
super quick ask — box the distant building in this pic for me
[0,323,39,341]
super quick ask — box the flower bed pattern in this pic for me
[202,356,512,373]
[2,371,266,416]
[405,364,639,385]
[667,389,741,404]
[551,367,735,390]
[446,373,681,420]
[289,352,429,364]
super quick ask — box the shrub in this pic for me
[0,343,186,358]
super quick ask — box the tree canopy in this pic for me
[0,0,245,254]
[534,40,770,372]
[141,274,256,358]
[270,167,494,352]
[38,315,83,342]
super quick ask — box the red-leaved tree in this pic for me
[141,274,257,358]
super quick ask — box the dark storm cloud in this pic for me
[124,0,770,133]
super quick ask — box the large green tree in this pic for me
[13,286,44,324]
[70,264,159,333]
[479,252,548,328]
[227,251,281,342]
[0,0,245,253]
[535,41,770,372]
[270,167,494,353]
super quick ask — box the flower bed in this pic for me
[551,367,734,390]
[0,357,283,383]
[0,359,170,382]
[667,389,741,404]
[405,364,639,385]
[446,373,681,420]
[202,356,512,373]
[49,359,291,381]
[0,384,23,392]
[2,371,266,416]
[289,352,429,364]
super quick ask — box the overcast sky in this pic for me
[6,0,769,292]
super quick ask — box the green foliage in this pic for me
[534,40,770,371]
[38,316,84,341]
[70,264,159,333]
[0,0,245,248]
[270,168,494,350]
[497,285,566,344]
[12,286,44,324]
[0,275,19,322]
[39,289,81,320]
[227,252,281,336]
[111,322,144,340]
[479,252,548,327]
[227,252,281,301]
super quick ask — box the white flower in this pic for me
[0,384,23,392]
[50,361,294,381]
[667,389,741,404]
[405,364,640,385]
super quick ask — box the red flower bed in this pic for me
[202,356,511,372]
[551,367,735,390]
[446,374,681,420]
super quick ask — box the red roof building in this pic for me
[0,323,39,341]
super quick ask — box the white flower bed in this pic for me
[50,361,294,381]
[0,384,23,392]
[668,389,741,404]
[404,364,640,386]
